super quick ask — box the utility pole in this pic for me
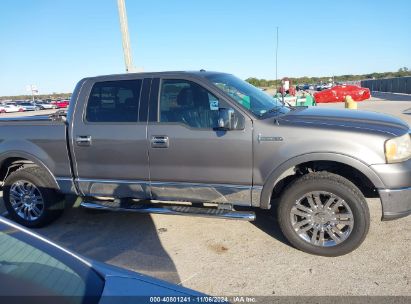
[275,26,279,92]
[117,0,134,72]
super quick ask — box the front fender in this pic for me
[260,152,385,209]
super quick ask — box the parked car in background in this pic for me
[19,102,40,111]
[296,84,305,91]
[0,216,203,301]
[323,83,333,90]
[0,104,24,113]
[35,102,58,110]
[52,100,70,108]
[315,83,332,91]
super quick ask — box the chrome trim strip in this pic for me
[55,177,73,182]
[76,178,148,184]
[383,210,411,217]
[379,186,411,192]
[150,181,252,189]
[76,178,252,190]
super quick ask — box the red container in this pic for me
[314,85,371,103]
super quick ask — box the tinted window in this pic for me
[86,80,142,122]
[159,79,219,129]
[206,74,289,118]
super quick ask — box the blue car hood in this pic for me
[91,261,204,304]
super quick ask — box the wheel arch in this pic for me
[260,153,385,209]
[0,152,59,190]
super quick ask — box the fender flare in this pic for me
[260,152,385,209]
[0,151,60,190]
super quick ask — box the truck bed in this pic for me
[0,115,72,186]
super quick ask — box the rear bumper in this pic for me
[379,188,411,220]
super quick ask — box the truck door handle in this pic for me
[76,136,92,146]
[151,135,169,148]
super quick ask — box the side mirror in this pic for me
[217,108,235,131]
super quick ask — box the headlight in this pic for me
[385,133,411,163]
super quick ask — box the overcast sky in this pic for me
[1,0,410,95]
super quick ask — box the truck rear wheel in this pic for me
[3,167,65,228]
[277,172,370,256]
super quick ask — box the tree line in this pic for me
[246,67,411,88]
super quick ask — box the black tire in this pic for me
[3,166,65,228]
[277,172,370,257]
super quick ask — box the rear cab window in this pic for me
[85,79,143,123]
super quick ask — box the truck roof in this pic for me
[84,70,228,81]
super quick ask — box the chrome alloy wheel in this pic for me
[9,180,44,221]
[290,191,354,247]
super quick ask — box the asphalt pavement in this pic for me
[0,93,410,296]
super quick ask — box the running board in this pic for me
[80,201,255,221]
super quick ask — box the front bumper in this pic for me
[379,188,411,220]
[372,160,411,220]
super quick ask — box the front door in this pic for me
[147,78,253,205]
[71,78,150,198]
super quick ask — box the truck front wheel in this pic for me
[3,167,65,228]
[277,172,370,256]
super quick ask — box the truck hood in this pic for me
[278,107,409,136]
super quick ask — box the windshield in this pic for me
[206,74,290,118]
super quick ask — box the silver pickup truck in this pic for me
[1,71,411,256]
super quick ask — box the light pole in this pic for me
[275,26,279,93]
[117,0,134,72]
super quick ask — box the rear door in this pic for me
[70,77,151,198]
[147,77,254,205]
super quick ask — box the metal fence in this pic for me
[361,77,411,94]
